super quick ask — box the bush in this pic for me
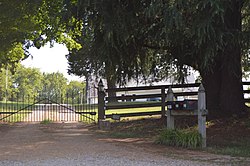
[156,128,202,148]
[40,119,52,124]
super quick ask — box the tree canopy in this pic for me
[1,0,250,118]
[0,0,81,69]
[0,65,85,103]
[65,0,250,118]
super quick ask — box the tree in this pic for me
[12,65,43,101]
[66,32,121,101]
[0,0,81,70]
[63,0,250,118]
[0,65,80,104]
[66,1,157,101]
[0,0,43,68]
[2,0,250,118]
[41,72,68,102]
[143,1,248,118]
[66,81,85,104]
[0,66,14,101]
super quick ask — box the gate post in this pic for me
[166,86,174,129]
[98,79,105,125]
[161,87,166,119]
[198,84,207,148]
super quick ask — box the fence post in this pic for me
[198,84,207,148]
[161,87,166,119]
[166,86,174,129]
[98,79,105,125]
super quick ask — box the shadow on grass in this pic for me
[101,116,250,157]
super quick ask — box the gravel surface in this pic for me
[0,123,249,166]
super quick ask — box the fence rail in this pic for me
[98,81,250,122]
[98,81,201,121]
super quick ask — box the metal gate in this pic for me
[0,87,97,123]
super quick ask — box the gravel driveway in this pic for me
[0,123,248,166]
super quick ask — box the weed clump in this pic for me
[156,128,202,148]
[40,119,52,125]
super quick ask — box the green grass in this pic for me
[106,107,161,114]
[0,110,32,122]
[0,101,31,111]
[78,101,162,123]
[105,101,162,120]
[106,101,161,106]
[207,136,250,157]
[155,128,202,148]
[0,101,33,122]
[40,119,52,124]
[208,146,250,157]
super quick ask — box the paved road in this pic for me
[0,123,248,166]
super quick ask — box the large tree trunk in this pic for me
[200,52,246,118]
[106,74,117,102]
[105,61,117,102]
[200,1,246,118]
[200,59,222,118]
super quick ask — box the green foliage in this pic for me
[40,119,52,125]
[1,0,249,117]
[3,0,250,84]
[0,65,85,103]
[0,0,41,51]
[63,0,249,117]
[156,128,202,148]
[0,0,82,69]
[65,1,250,84]
[0,43,25,70]
[0,67,13,101]
[66,81,85,104]
[2,0,250,80]
[41,72,68,102]
[0,0,45,69]
[12,65,43,101]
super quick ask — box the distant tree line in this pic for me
[0,65,85,104]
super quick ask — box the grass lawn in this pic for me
[105,101,162,119]
[206,117,250,157]
[78,106,161,123]
[106,106,161,114]
[0,102,33,122]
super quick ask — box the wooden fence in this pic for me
[243,82,250,103]
[97,80,250,122]
[98,81,201,121]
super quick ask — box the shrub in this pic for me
[156,128,202,148]
[40,119,52,124]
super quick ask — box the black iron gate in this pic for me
[0,88,97,123]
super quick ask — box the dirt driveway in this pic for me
[0,123,248,166]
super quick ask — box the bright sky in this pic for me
[21,43,82,82]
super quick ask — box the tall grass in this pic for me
[156,128,202,148]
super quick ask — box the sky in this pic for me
[21,43,83,82]
[21,43,199,85]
